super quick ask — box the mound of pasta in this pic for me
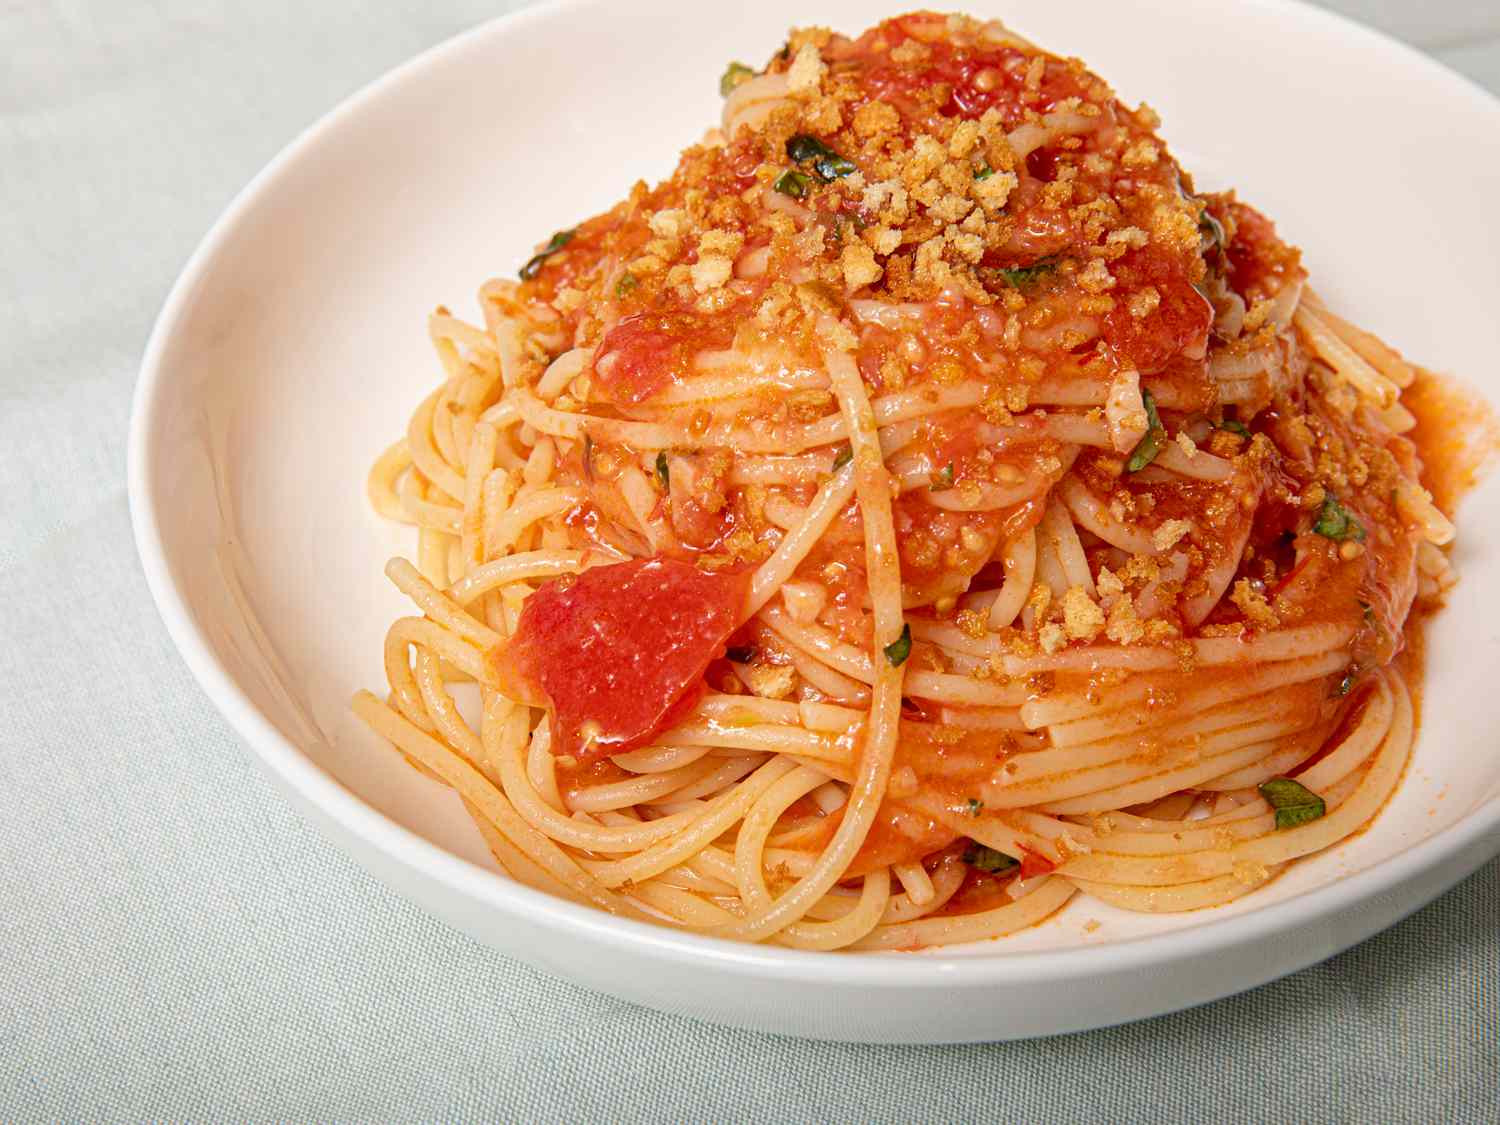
[354,12,1457,951]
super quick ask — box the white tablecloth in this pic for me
[3,1,1497,1118]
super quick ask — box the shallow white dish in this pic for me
[129,0,1500,1042]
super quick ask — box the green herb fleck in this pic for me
[930,464,955,491]
[883,624,912,668]
[719,61,755,97]
[997,257,1058,288]
[1313,494,1366,542]
[832,445,853,471]
[773,169,813,199]
[974,163,995,180]
[966,798,984,817]
[1258,777,1327,830]
[1126,388,1166,472]
[614,272,638,299]
[1334,666,1362,697]
[725,645,755,664]
[655,451,670,490]
[963,843,1019,873]
[1358,599,1389,649]
[785,134,858,181]
[1220,419,1250,438]
[518,229,575,280]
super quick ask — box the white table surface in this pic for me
[3,1,1497,1119]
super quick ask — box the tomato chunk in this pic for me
[493,557,749,758]
[592,311,726,405]
[1102,247,1212,374]
[1224,199,1304,303]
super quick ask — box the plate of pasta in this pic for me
[130,0,1500,1041]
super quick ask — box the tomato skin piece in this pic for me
[492,556,750,758]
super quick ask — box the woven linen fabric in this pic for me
[2,2,1497,1120]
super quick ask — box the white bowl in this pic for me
[128,0,1500,1042]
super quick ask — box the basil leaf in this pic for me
[1313,494,1366,542]
[832,445,853,471]
[930,464,955,491]
[519,228,575,280]
[963,843,1019,873]
[997,256,1057,288]
[974,163,995,181]
[720,61,754,97]
[772,169,813,199]
[1126,388,1166,472]
[1220,419,1250,437]
[883,623,912,667]
[655,451,670,489]
[785,134,857,181]
[1258,777,1327,830]
[614,272,638,299]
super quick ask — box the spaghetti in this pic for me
[354,13,1458,950]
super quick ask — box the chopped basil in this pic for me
[720,61,755,97]
[974,163,995,180]
[1334,666,1361,697]
[518,228,575,280]
[997,257,1057,288]
[785,133,858,181]
[1126,388,1166,472]
[772,169,813,199]
[963,842,1019,873]
[1258,777,1327,830]
[930,464,955,491]
[1219,419,1250,438]
[832,445,853,471]
[655,450,670,489]
[725,645,755,663]
[614,272,638,299]
[1313,494,1366,542]
[966,798,984,817]
[1358,599,1389,648]
[883,623,912,667]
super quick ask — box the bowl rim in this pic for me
[128,0,1500,988]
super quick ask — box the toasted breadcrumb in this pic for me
[1062,586,1106,641]
[1152,519,1192,552]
